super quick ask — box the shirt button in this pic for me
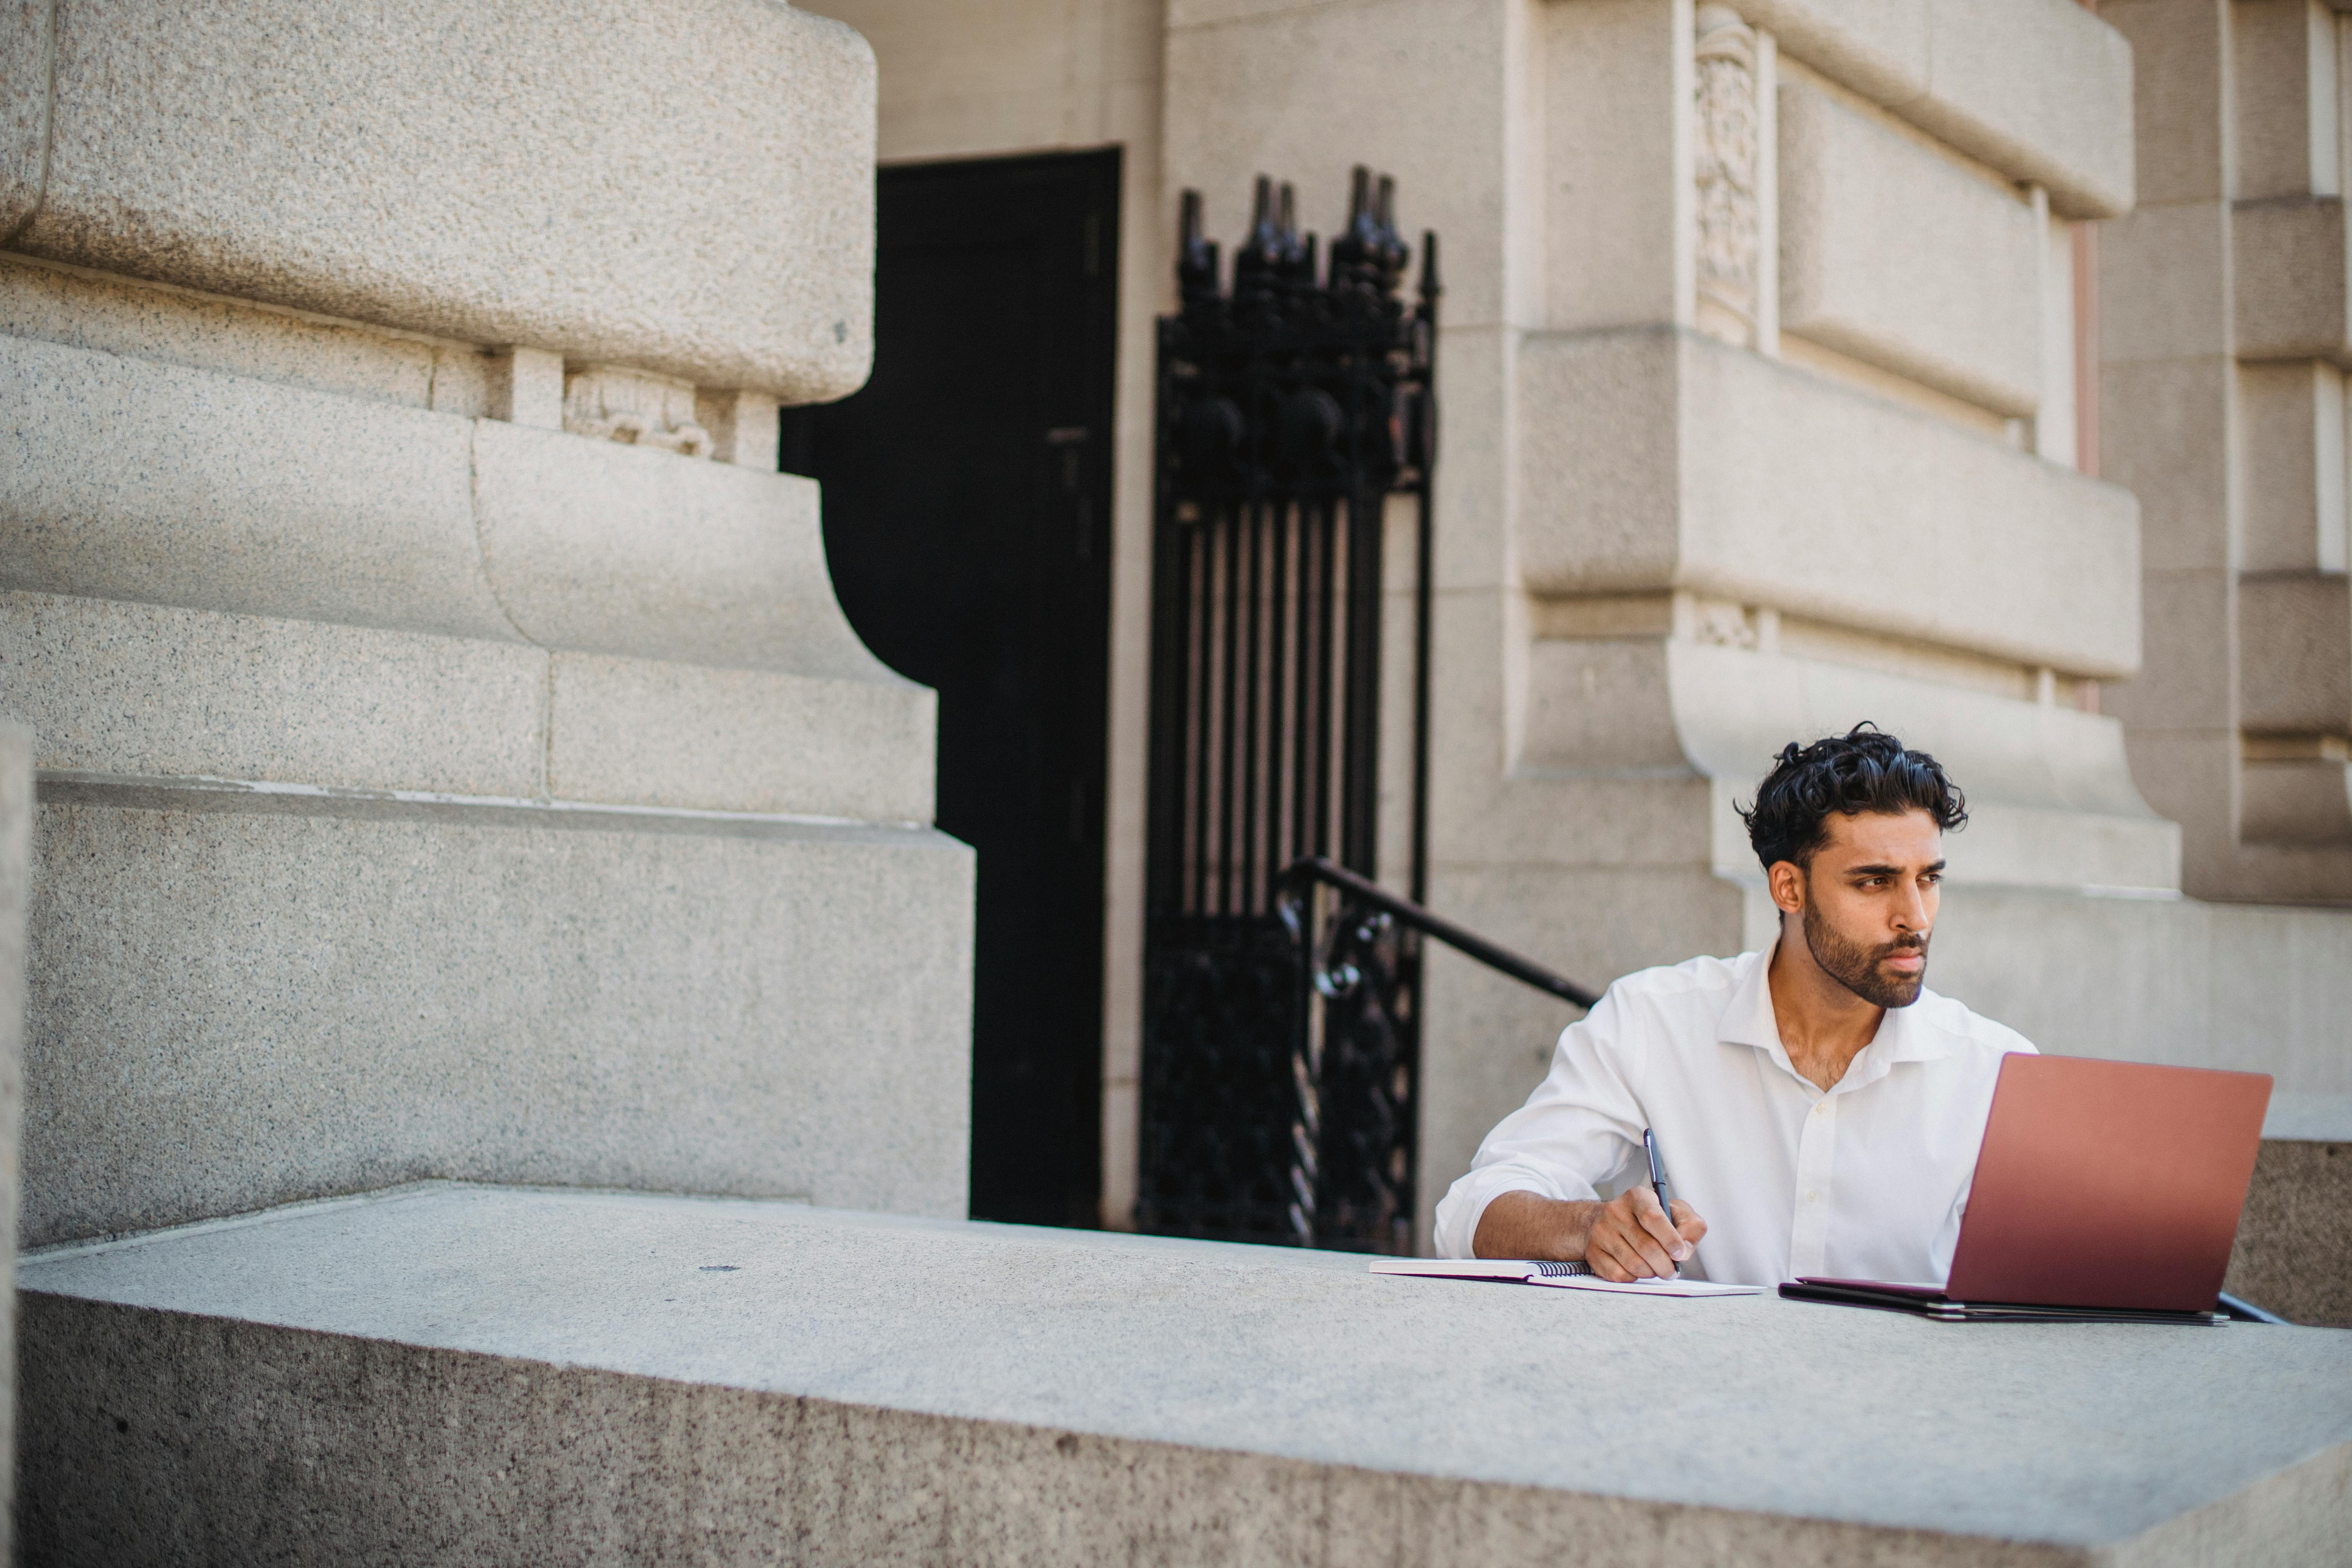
[1806,1191,1819,1202]
[1813,1103,1826,1116]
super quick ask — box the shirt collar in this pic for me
[1719,946,1957,1091]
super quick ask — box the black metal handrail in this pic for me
[1274,856,1599,1009]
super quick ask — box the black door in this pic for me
[782,149,1118,1229]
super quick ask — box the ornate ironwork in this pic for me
[1275,857,1597,1251]
[1136,167,1439,1251]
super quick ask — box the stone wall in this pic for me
[815,0,2352,1240]
[1156,0,2262,1244]
[21,1187,2352,1565]
[2101,0,2352,900]
[0,0,975,1245]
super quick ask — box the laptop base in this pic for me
[1780,1280,2228,1326]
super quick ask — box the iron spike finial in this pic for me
[1419,229,1442,302]
[1236,173,1286,315]
[1250,174,1278,243]
[1177,188,1220,306]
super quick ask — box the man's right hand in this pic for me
[1581,1187,1705,1281]
[1471,1188,1706,1281]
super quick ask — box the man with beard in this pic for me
[1433,724,2035,1287]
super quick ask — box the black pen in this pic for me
[1643,1127,1679,1277]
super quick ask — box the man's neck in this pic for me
[1767,922,1884,1093]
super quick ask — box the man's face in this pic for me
[1780,809,1944,1008]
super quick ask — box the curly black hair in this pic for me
[1735,723,1967,872]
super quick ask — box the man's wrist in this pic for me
[1472,1190,1602,1260]
[1554,1197,1598,1258]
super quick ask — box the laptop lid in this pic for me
[1945,1056,2271,1312]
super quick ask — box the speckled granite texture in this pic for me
[2231,1138,2352,1328]
[19,1186,2352,1566]
[0,337,934,819]
[0,0,875,398]
[23,791,974,1246]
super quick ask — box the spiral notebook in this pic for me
[1369,1258,1760,1297]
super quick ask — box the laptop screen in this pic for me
[1944,1056,2270,1312]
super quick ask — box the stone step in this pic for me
[18,1183,2352,1566]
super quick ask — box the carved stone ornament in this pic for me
[1693,4,1760,344]
[562,365,715,458]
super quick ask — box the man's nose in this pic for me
[1892,882,1929,931]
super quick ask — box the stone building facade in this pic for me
[2102,0,2352,898]
[6,0,2352,1556]
[1,0,974,1243]
[7,0,2339,1259]
[805,0,2349,1243]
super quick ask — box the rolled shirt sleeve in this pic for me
[1432,982,1650,1258]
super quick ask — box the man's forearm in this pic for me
[1470,1190,1599,1260]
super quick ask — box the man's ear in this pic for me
[1768,859,1806,918]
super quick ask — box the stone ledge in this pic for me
[1516,635,2178,893]
[1,0,876,398]
[1517,328,2143,678]
[1777,75,2044,417]
[18,1186,2352,1565]
[0,594,938,822]
[1,336,900,683]
[1739,0,2133,219]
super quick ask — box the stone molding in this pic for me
[1734,0,2134,219]
[1517,633,2178,891]
[1778,75,2044,416]
[0,336,897,685]
[1693,5,1762,345]
[561,365,714,459]
[0,589,938,821]
[0,0,877,399]
[1515,327,2143,679]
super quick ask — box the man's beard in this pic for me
[1802,899,1929,1008]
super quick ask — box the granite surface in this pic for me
[1778,75,2044,416]
[3,334,901,676]
[22,793,973,1245]
[1,337,936,818]
[4,0,876,397]
[2229,1138,2352,1329]
[18,1184,2352,1566]
[1514,327,2144,678]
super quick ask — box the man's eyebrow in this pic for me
[1846,860,1945,877]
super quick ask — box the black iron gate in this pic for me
[1136,169,1439,1252]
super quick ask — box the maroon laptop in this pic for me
[1782,1055,2273,1324]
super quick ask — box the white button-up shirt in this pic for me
[1434,949,2036,1286]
